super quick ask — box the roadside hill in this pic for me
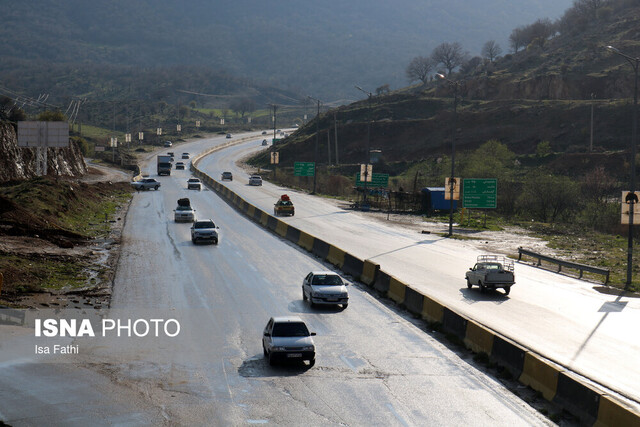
[253,1,640,183]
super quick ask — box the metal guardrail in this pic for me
[518,247,610,284]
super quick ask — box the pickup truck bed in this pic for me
[465,255,515,295]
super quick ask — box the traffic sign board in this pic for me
[463,178,497,208]
[294,161,315,176]
[356,173,389,188]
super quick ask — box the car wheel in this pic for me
[192,238,197,244]
[263,344,268,357]
[504,287,511,295]
[154,185,159,190]
[302,289,307,301]
[479,282,486,293]
[466,278,472,289]
[268,352,276,366]
[308,358,315,367]
[213,238,218,245]
[342,303,348,309]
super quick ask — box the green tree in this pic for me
[517,170,580,223]
[461,139,515,179]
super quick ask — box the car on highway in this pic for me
[262,131,267,135]
[302,271,349,308]
[466,254,515,295]
[130,178,161,191]
[163,141,172,147]
[175,161,185,170]
[187,178,202,190]
[221,171,233,181]
[226,133,232,138]
[249,174,263,186]
[174,198,196,222]
[182,153,190,159]
[274,194,294,216]
[190,219,219,244]
[262,139,268,146]
[262,316,316,366]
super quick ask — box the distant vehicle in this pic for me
[262,131,267,135]
[302,271,349,308]
[262,316,316,366]
[274,194,294,216]
[262,139,268,146]
[226,133,232,138]
[156,155,172,176]
[249,175,263,186]
[181,153,190,159]
[131,178,161,191]
[174,198,195,222]
[221,171,233,181]
[187,178,201,190]
[175,162,185,170]
[191,219,219,244]
[163,141,173,147]
[465,255,515,295]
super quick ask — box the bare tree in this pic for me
[481,40,502,62]
[509,27,526,53]
[405,56,433,84]
[431,42,466,75]
[574,0,605,19]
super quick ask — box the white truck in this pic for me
[157,155,172,176]
[465,255,515,295]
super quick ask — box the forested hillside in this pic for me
[1,0,572,101]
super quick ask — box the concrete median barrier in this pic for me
[373,271,391,294]
[312,238,330,260]
[421,296,444,324]
[275,220,288,237]
[285,225,301,244]
[343,253,365,280]
[442,307,467,339]
[519,352,560,401]
[595,395,640,427]
[298,231,315,252]
[490,335,526,379]
[464,320,494,355]
[388,277,406,304]
[327,246,346,269]
[361,260,379,286]
[403,286,424,316]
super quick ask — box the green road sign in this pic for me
[463,178,497,208]
[356,173,389,188]
[294,161,315,177]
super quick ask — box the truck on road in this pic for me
[157,155,172,176]
[465,255,515,295]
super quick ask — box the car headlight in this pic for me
[301,346,314,352]
[272,346,286,352]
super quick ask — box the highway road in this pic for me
[198,133,640,408]
[0,133,552,426]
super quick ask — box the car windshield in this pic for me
[188,179,200,182]
[312,274,342,285]
[279,201,292,206]
[272,322,309,337]
[194,221,214,229]
[176,206,192,211]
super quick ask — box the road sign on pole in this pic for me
[270,152,279,164]
[462,178,497,208]
[356,173,389,188]
[444,177,460,200]
[294,161,315,176]
[621,191,640,224]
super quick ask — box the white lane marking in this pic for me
[386,403,410,427]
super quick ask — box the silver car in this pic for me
[174,205,196,222]
[262,316,316,366]
[302,271,349,309]
[130,178,161,191]
[190,219,219,244]
[249,175,263,186]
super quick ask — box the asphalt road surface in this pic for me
[199,134,640,409]
[0,133,551,426]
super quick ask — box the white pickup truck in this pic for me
[465,255,515,295]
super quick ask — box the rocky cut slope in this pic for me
[0,121,87,182]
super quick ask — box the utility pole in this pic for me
[334,111,339,165]
[355,86,372,205]
[307,96,321,194]
[590,93,594,152]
